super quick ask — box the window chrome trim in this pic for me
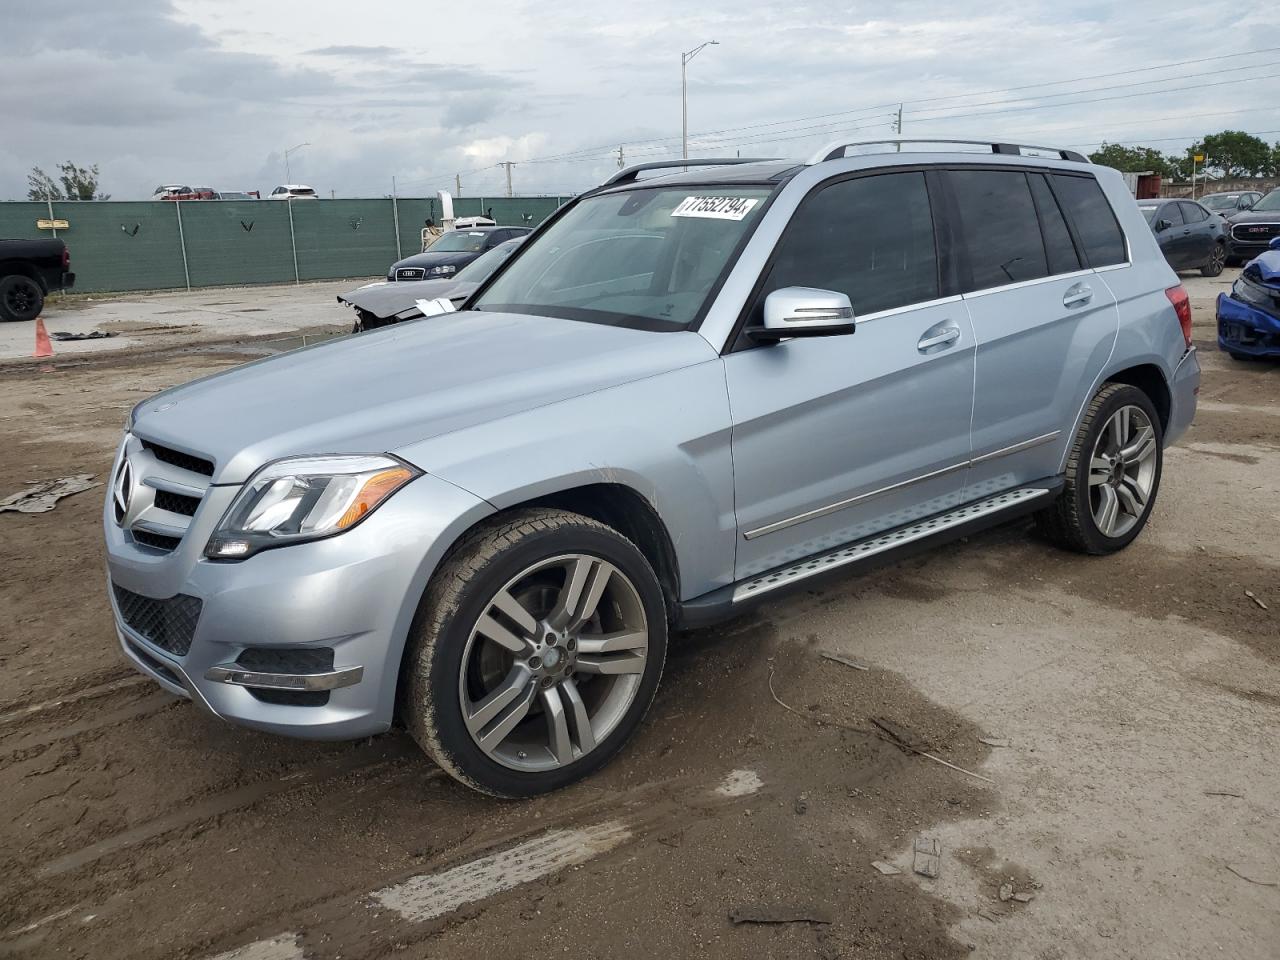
[742,430,1061,540]
[854,294,963,325]
[961,268,1094,300]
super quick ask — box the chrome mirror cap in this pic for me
[749,286,856,343]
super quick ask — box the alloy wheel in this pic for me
[1088,404,1157,538]
[458,553,649,772]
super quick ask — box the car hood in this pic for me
[390,251,475,271]
[338,278,466,318]
[130,312,718,485]
[1226,208,1280,224]
[1244,249,1280,284]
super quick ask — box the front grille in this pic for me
[124,637,185,687]
[112,583,202,656]
[140,440,215,477]
[395,267,426,281]
[132,529,183,551]
[1232,222,1280,243]
[154,489,201,516]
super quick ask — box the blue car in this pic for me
[1217,236,1280,360]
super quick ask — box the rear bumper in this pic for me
[1216,293,1280,358]
[1166,345,1200,445]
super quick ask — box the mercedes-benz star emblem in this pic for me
[113,458,133,525]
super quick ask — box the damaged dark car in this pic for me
[1217,236,1280,361]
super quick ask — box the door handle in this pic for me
[917,326,960,351]
[1063,283,1093,308]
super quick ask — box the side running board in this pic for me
[676,482,1060,628]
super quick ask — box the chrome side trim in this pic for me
[204,664,364,692]
[855,294,964,325]
[743,431,1061,540]
[734,487,1054,602]
[961,269,1093,300]
[969,430,1061,466]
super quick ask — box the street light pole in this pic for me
[284,141,310,182]
[681,41,718,160]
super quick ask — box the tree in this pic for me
[1186,131,1271,179]
[25,162,109,201]
[1268,142,1280,179]
[1088,142,1176,178]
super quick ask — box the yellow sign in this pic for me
[1193,154,1204,163]
[37,218,70,230]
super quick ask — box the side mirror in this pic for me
[1156,219,1172,232]
[747,286,856,344]
[1269,237,1280,252]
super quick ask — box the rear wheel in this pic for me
[0,274,44,322]
[1037,383,1163,555]
[403,508,667,797]
[1200,242,1226,277]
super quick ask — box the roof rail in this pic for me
[602,158,779,187]
[807,138,1089,165]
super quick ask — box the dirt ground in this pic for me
[0,270,1276,960]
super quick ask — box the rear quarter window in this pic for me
[1048,174,1127,268]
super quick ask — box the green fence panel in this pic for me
[2,196,572,292]
[289,199,400,282]
[178,200,297,287]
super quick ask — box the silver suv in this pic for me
[104,139,1200,796]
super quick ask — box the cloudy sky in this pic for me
[3,0,1278,201]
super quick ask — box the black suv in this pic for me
[0,239,75,322]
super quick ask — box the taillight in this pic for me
[61,246,70,269]
[1165,285,1192,348]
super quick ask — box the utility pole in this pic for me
[501,161,514,198]
[895,104,903,151]
[455,173,462,197]
[616,145,625,169]
[681,41,718,160]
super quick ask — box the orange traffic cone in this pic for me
[33,318,53,359]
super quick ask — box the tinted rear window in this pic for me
[947,170,1048,292]
[1049,174,1127,267]
[1028,174,1082,275]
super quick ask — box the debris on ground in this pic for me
[913,837,941,878]
[50,330,117,341]
[871,861,902,876]
[873,716,926,752]
[998,882,1014,902]
[0,475,101,514]
[820,651,870,670]
[1243,589,1268,611]
[1012,892,1034,903]
[1225,864,1278,886]
[979,736,1012,748]
[793,794,809,815]
[1204,790,1243,798]
[728,904,833,925]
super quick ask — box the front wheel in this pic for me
[403,508,668,797]
[1200,242,1226,278]
[1037,383,1163,555]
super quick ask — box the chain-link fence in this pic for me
[0,196,568,293]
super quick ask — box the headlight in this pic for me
[205,454,419,559]
[428,264,456,276]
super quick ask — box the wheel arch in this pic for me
[0,260,44,287]
[1104,363,1171,434]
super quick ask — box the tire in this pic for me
[403,507,668,797]
[1200,242,1227,278]
[0,274,44,323]
[1036,383,1163,555]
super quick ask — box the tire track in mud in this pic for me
[0,676,151,729]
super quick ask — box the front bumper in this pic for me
[105,468,494,740]
[1216,293,1280,358]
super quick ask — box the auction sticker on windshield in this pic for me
[671,196,759,221]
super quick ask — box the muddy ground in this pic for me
[0,271,1276,959]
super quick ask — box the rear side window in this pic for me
[1028,174,1082,275]
[1049,174,1127,267]
[1161,203,1184,227]
[946,170,1048,291]
[761,171,939,316]
[1180,202,1207,223]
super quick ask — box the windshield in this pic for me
[455,239,523,281]
[1138,205,1159,224]
[1252,191,1280,212]
[1200,194,1239,211]
[472,185,772,330]
[428,230,491,253]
